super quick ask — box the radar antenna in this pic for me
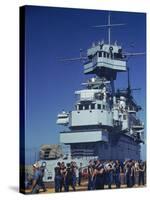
[59,49,87,63]
[124,52,145,58]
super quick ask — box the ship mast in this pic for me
[93,12,125,45]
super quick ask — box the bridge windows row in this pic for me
[76,104,106,111]
[98,51,123,59]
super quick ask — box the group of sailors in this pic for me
[87,159,146,190]
[54,159,146,192]
[54,161,81,192]
[28,159,146,193]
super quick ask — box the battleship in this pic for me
[56,13,145,161]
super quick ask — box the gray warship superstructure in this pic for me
[56,14,144,161]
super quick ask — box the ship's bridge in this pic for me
[75,89,103,102]
[84,43,127,79]
[69,88,113,128]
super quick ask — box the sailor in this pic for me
[71,161,77,189]
[138,161,145,186]
[31,162,43,194]
[105,161,114,189]
[95,160,105,190]
[54,162,62,192]
[124,160,132,187]
[39,162,47,192]
[114,160,121,188]
[78,163,83,186]
[65,163,76,192]
[135,160,140,185]
[87,160,95,190]
[130,160,135,187]
[60,162,66,192]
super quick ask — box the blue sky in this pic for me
[24,6,146,160]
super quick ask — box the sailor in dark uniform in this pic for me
[130,161,135,187]
[54,162,62,192]
[65,163,76,192]
[71,161,77,189]
[87,160,95,190]
[138,162,145,186]
[114,160,121,188]
[95,161,105,190]
[60,162,66,192]
[125,160,132,187]
[105,161,114,189]
[78,163,82,186]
